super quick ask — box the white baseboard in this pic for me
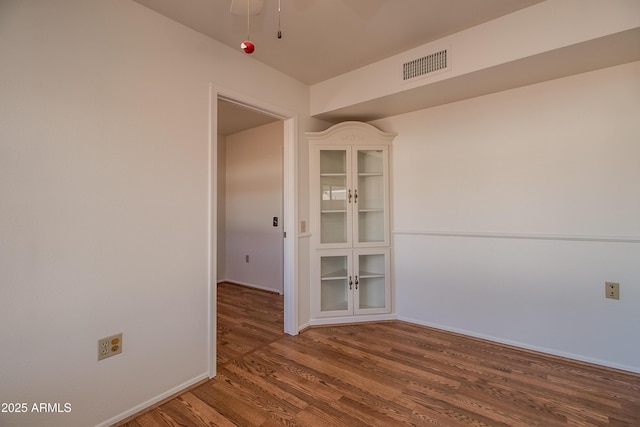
[218,280,282,295]
[309,313,397,327]
[397,316,640,375]
[95,373,209,427]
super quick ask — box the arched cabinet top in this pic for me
[306,121,397,144]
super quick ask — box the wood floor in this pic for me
[119,282,640,426]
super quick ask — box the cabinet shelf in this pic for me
[359,273,385,279]
[321,209,347,214]
[321,274,348,281]
[321,302,348,312]
[359,303,383,309]
[321,173,347,177]
[358,172,383,177]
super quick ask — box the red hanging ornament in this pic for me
[241,40,255,54]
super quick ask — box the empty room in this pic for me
[1,1,639,426]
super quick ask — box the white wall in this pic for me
[0,1,309,426]
[224,121,284,294]
[373,61,640,373]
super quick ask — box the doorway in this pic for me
[209,89,297,377]
[217,99,284,294]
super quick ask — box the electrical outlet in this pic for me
[605,282,619,300]
[98,333,122,361]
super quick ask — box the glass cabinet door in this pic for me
[355,251,389,314]
[355,148,386,245]
[319,149,350,245]
[320,254,351,314]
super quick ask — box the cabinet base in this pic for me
[308,313,397,327]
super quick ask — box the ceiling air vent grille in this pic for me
[403,49,448,81]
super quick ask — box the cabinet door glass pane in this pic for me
[321,176,347,211]
[358,254,386,310]
[356,150,384,244]
[321,212,347,244]
[358,211,384,243]
[321,256,348,312]
[321,150,347,174]
[320,150,348,244]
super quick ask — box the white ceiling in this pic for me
[218,98,280,136]
[135,0,545,134]
[133,0,640,137]
[134,0,544,85]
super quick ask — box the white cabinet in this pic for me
[308,122,396,324]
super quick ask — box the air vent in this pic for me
[403,49,448,81]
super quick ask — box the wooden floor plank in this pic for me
[117,282,640,426]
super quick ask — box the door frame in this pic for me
[208,85,298,378]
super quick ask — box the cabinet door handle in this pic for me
[354,189,358,203]
[348,189,352,203]
[348,276,353,290]
[354,275,359,290]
